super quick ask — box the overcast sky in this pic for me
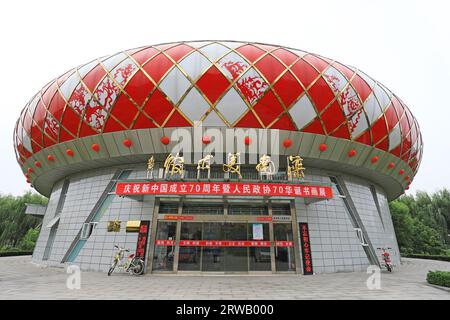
[1,0,449,197]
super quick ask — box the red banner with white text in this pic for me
[116,182,332,199]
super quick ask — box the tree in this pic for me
[0,191,47,250]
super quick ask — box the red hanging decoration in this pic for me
[91,144,100,152]
[371,156,379,163]
[399,169,405,175]
[405,175,410,180]
[388,162,395,169]
[28,167,33,173]
[123,139,132,148]
[34,161,41,168]
[160,136,170,145]
[319,143,327,152]
[283,138,292,148]
[348,149,356,157]
[202,136,211,145]
[66,149,74,157]
[244,136,251,145]
[47,154,55,162]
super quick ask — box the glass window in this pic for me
[152,221,176,271]
[272,204,291,216]
[229,205,268,216]
[159,202,179,214]
[274,223,296,272]
[179,223,202,271]
[182,203,224,215]
[248,223,271,271]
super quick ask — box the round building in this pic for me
[14,41,422,274]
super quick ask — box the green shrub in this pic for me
[427,271,450,288]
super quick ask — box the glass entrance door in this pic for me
[274,223,296,271]
[151,200,299,273]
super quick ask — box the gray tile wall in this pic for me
[295,169,370,274]
[344,175,401,266]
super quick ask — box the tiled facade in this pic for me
[32,164,399,275]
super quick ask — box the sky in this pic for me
[0,0,449,197]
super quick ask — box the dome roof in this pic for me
[13,41,422,196]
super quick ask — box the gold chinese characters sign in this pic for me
[287,155,305,179]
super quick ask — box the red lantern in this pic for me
[283,138,292,148]
[371,156,379,163]
[28,167,33,173]
[91,144,100,152]
[24,173,29,179]
[319,143,327,152]
[388,162,395,169]
[66,149,74,157]
[47,154,55,162]
[348,149,356,157]
[244,136,251,145]
[202,136,211,145]
[123,139,132,148]
[405,175,410,180]
[160,136,170,145]
[399,169,405,175]
[34,161,41,168]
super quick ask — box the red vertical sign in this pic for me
[135,220,150,260]
[299,223,314,275]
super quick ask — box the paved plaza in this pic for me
[0,256,448,299]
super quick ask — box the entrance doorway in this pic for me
[149,200,300,274]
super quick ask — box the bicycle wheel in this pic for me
[108,260,118,276]
[131,259,145,275]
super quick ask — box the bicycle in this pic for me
[377,247,394,272]
[108,245,145,276]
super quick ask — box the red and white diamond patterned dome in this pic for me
[14,40,422,175]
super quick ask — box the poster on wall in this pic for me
[299,222,314,275]
[252,223,264,240]
[135,220,150,260]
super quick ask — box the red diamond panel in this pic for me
[271,113,296,131]
[234,110,262,128]
[132,112,157,129]
[355,130,371,146]
[273,71,303,108]
[253,91,284,127]
[107,95,139,130]
[384,104,399,130]
[164,110,191,127]
[164,44,193,62]
[196,65,230,104]
[290,59,319,89]
[301,118,325,135]
[371,116,389,143]
[272,48,298,66]
[132,47,159,65]
[236,45,266,63]
[302,54,329,73]
[141,89,174,126]
[255,55,286,83]
[307,77,335,112]
[331,124,350,139]
[143,54,173,83]
[351,73,372,102]
[320,102,345,134]
[124,70,154,106]
[83,64,106,92]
